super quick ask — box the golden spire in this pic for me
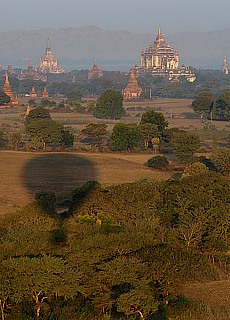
[5,72,9,84]
[157,25,161,37]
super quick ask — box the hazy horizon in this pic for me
[2,0,230,35]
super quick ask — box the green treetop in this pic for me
[94,89,124,119]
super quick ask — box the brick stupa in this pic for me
[2,73,18,106]
[30,86,37,98]
[123,68,142,99]
[88,60,103,80]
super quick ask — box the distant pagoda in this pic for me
[88,60,103,80]
[42,87,49,98]
[123,68,143,100]
[30,86,37,98]
[2,73,18,106]
[40,38,65,74]
[221,56,229,75]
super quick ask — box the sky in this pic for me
[2,0,230,35]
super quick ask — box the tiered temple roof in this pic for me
[42,87,49,98]
[2,73,18,106]
[123,68,143,100]
[40,38,65,74]
[88,60,103,80]
[30,86,37,98]
[139,27,196,82]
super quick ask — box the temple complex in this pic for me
[40,39,65,74]
[123,68,143,99]
[88,60,103,80]
[2,73,18,106]
[18,59,47,82]
[139,27,196,82]
[221,56,229,75]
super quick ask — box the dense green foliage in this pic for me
[212,91,230,120]
[110,123,142,151]
[0,92,10,105]
[191,90,213,116]
[181,162,209,179]
[25,107,51,126]
[0,173,229,319]
[172,132,201,163]
[147,155,169,170]
[140,110,168,133]
[94,89,124,119]
[82,123,108,150]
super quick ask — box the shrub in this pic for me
[147,155,169,170]
[35,191,56,214]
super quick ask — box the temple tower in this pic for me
[40,38,65,74]
[88,60,103,80]
[221,56,229,75]
[2,73,18,106]
[123,68,143,100]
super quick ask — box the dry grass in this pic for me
[178,280,230,320]
[0,151,171,215]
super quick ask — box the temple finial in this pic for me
[47,38,51,49]
[157,25,161,36]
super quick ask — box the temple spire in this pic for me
[157,25,161,37]
[47,38,51,50]
[28,58,32,68]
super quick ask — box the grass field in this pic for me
[178,280,230,320]
[0,151,172,215]
[1,98,229,135]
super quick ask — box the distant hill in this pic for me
[0,26,229,71]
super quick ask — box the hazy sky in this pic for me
[2,0,230,35]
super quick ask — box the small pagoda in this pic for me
[2,73,18,106]
[123,69,143,100]
[88,60,103,80]
[30,86,37,98]
[42,87,49,98]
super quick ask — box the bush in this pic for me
[35,191,56,214]
[147,155,169,170]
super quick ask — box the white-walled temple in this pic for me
[40,39,65,74]
[139,27,196,82]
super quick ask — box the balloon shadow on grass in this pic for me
[21,153,97,245]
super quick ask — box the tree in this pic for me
[147,155,169,170]
[0,92,10,106]
[191,90,213,118]
[40,98,56,108]
[110,123,142,151]
[0,131,4,149]
[172,132,201,164]
[82,123,108,151]
[25,107,51,126]
[66,90,82,103]
[140,110,168,133]
[35,191,56,215]
[139,123,160,148]
[2,256,82,319]
[94,89,124,119]
[212,91,230,120]
[181,162,209,179]
[61,129,74,148]
[211,147,230,176]
[71,101,85,113]
[8,132,22,150]
[26,119,64,150]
